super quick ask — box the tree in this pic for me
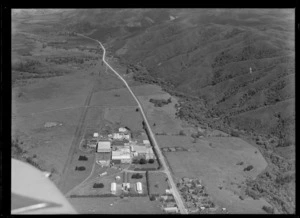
[179,130,186,136]
[243,165,254,171]
[136,108,139,112]
[149,195,156,201]
[262,206,274,214]
[75,166,86,171]
[148,159,154,164]
[139,158,147,165]
[93,183,104,188]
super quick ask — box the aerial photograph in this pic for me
[11,8,295,214]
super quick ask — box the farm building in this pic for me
[119,127,130,133]
[131,145,154,160]
[122,183,130,191]
[136,182,143,194]
[143,140,150,145]
[97,141,111,153]
[112,132,130,141]
[112,147,131,163]
[111,182,117,194]
[163,207,178,213]
[87,139,98,148]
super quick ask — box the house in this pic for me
[93,132,99,138]
[131,145,154,160]
[163,207,178,213]
[97,141,111,153]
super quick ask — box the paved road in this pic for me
[78,34,188,214]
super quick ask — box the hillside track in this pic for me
[78,33,188,214]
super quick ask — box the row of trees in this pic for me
[132,158,155,165]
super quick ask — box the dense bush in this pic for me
[75,166,86,171]
[149,195,156,201]
[139,158,147,165]
[243,165,254,171]
[93,183,104,188]
[149,98,172,107]
[262,205,274,214]
[78,155,88,161]
[148,159,155,164]
[231,130,240,137]
[178,130,186,136]
[131,173,143,179]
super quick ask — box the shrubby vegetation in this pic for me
[149,97,171,107]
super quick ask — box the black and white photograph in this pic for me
[10,8,295,214]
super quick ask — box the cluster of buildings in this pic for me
[110,181,143,195]
[159,194,179,214]
[177,177,217,214]
[86,127,155,166]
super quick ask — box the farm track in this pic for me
[58,79,96,194]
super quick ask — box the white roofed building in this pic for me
[97,141,111,153]
[112,133,130,141]
[143,140,150,145]
[112,147,131,163]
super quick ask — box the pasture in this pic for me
[69,196,163,214]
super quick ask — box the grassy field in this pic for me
[158,135,271,213]
[90,88,137,107]
[148,172,169,196]
[103,107,143,131]
[12,107,83,185]
[136,93,184,135]
[69,196,163,214]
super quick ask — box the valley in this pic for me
[11,9,295,214]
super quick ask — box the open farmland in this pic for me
[12,107,83,185]
[132,85,184,135]
[69,196,163,214]
[90,88,137,107]
[148,172,169,196]
[103,107,143,131]
[157,135,271,213]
